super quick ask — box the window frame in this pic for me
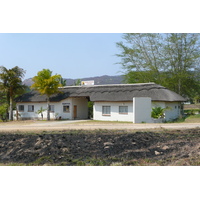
[102,106,111,116]
[28,105,34,112]
[18,105,24,112]
[49,105,55,113]
[63,105,70,113]
[119,106,128,115]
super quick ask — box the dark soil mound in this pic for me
[0,129,200,165]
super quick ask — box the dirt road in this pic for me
[0,120,200,132]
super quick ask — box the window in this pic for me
[63,103,70,113]
[28,105,34,112]
[18,105,24,112]
[63,105,70,112]
[119,106,128,114]
[49,105,54,112]
[102,106,111,116]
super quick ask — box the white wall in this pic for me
[165,102,182,121]
[93,100,182,123]
[16,97,88,120]
[152,101,182,121]
[16,102,60,120]
[56,98,73,120]
[133,97,152,123]
[16,99,182,122]
[72,98,88,119]
[93,102,133,122]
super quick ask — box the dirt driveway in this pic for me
[0,120,200,132]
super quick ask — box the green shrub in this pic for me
[184,109,200,115]
[151,107,165,119]
[0,103,8,121]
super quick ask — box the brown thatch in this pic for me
[15,83,186,103]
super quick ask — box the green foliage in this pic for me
[36,107,46,120]
[59,77,67,86]
[189,114,200,119]
[33,156,53,165]
[0,66,27,121]
[31,69,62,120]
[116,33,200,100]
[88,101,93,119]
[151,107,165,119]
[31,69,62,97]
[74,79,81,86]
[184,109,200,115]
[0,103,8,120]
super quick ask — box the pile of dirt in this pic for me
[0,129,200,165]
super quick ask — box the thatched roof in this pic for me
[15,83,186,103]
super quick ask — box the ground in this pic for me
[0,119,200,132]
[0,120,200,166]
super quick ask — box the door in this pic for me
[73,105,77,119]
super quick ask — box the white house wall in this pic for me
[16,97,88,120]
[165,102,182,121]
[71,98,88,119]
[152,101,182,121]
[57,98,73,120]
[16,99,182,122]
[94,101,182,123]
[133,97,152,123]
[93,102,133,122]
[16,102,62,120]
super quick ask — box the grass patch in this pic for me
[186,114,200,119]
[33,156,53,165]
[184,114,200,123]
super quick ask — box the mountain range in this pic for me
[23,75,124,86]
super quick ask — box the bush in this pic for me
[151,107,165,119]
[0,103,8,121]
[184,109,200,115]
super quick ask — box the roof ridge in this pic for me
[60,82,156,88]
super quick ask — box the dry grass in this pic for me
[184,114,200,123]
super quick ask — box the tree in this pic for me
[31,69,62,120]
[36,107,46,120]
[59,77,67,86]
[163,34,200,97]
[74,79,81,86]
[0,66,26,121]
[116,33,200,100]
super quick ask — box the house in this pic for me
[15,83,186,123]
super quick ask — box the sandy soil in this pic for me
[0,120,200,132]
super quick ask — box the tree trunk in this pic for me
[16,109,19,121]
[47,97,50,121]
[9,96,13,121]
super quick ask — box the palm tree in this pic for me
[31,69,62,121]
[60,77,67,86]
[74,79,81,86]
[0,66,26,121]
[36,107,46,120]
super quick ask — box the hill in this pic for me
[23,75,124,86]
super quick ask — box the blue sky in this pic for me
[0,33,123,80]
